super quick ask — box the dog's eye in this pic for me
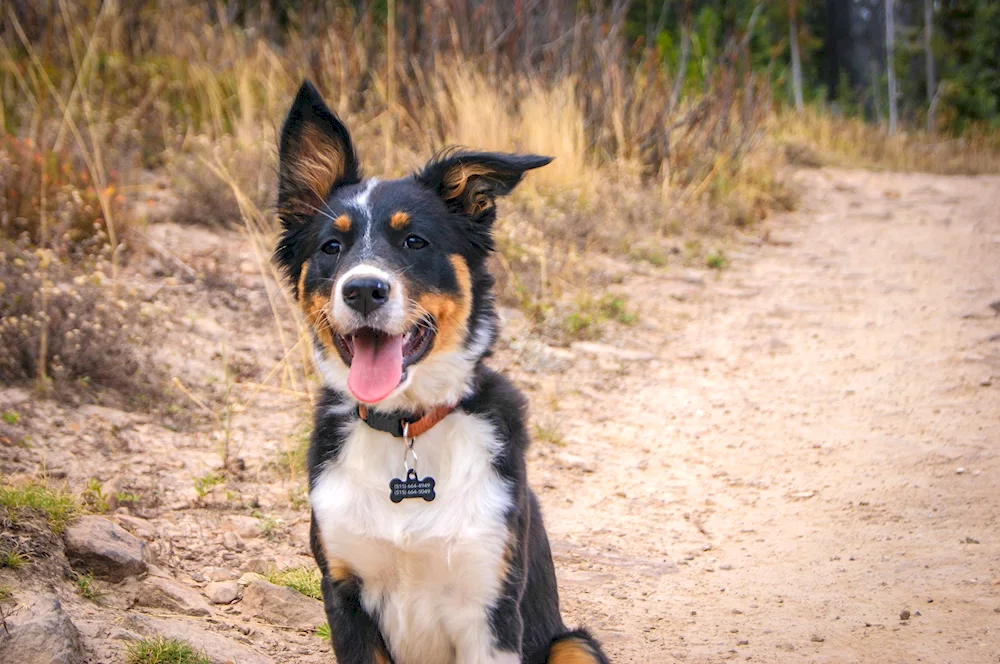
[404,235,428,250]
[320,239,342,255]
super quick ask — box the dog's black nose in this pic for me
[342,277,390,316]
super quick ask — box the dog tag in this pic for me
[389,470,436,503]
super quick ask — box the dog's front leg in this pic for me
[320,574,392,664]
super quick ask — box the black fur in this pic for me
[276,80,608,663]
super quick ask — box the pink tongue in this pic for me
[347,331,404,403]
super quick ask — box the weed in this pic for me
[1,412,18,425]
[193,473,224,499]
[264,566,323,600]
[560,293,639,341]
[114,491,141,506]
[74,571,102,602]
[0,240,166,401]
[126,637,212,664]
[0,481,78,534]
[0,586,12,602]
[533,423,566,447]
[316,622,331,640]
[257,514,280,541]
[706,250,728,270]
[2,548,29,570]
[81,478,109,514]
[598,296,638,326]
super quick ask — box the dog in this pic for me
[274,81,611,664]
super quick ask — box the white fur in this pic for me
[332,263,408,333]
[310,411,517,664]
[349,178,380,259]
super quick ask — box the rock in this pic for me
[240,579,326,629]
[675,269,706,285]
[555,451,597,474]
[0,593,83,664]
[899,610,911,620]
[569,342,657,362]
[123,614,273,664]
[63,516,148,582]
[135,577,212,616]
[223,515,263,539]
[810,634,825,643]
[114,515,155,541]
[202,566,235,582]
[223,531,245,551]
[205,581,239,605]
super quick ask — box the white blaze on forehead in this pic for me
[348,178,380,259]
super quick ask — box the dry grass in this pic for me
[3,1,997,389]
[0,239,166,402]
[778,108,1000,175]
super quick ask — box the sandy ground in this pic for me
[2,167,999,663]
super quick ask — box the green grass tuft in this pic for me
[264,566,323,600]
[74,571,102,601]
[126,637,212,664]
[706,250,728,270]
[0,481,79,534]
[1,411,19,425]
[316,622,331,640]
[0,585,13,601]
[2,549,30,570]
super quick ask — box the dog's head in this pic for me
[274,81,550,411]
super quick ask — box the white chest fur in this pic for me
[310,411,517,664]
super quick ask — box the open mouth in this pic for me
[334,317,436,403]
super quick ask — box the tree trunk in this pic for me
[886,0,897,135]
[670,0,691,109]
[924,0,936,132]
[789,0,805,112]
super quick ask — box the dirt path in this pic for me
[536,168,1000,663]
[2,168,998,664]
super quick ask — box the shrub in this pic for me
[0,135,125,261]
[0,239,165,402]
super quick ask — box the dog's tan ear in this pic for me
[415,150,552,221]
[278,81,360,227]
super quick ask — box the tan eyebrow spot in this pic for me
[334,214,351,232]
[390,211,410,230]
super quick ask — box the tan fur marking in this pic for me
[300,290,336,354]
[390,211,410,230]
[297,259,310,300]
[326,558,352,583]
[288,126,346,208]
[441,163,495,200]
[417,255,472,356]
[548,638,601,664]
[334,213,351,232]
[374,647,391,664]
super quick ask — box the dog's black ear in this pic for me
[278,81,360,226]
[415,150,552,221]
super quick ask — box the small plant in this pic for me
[114,491,141,506]
[0,585,13,602]
[2,548,30,570]
[0,481,78,534]
[82,478,109,514]
[257,514,280,540]
[126,636,212,664]
[706,250,728,270]
[316,622,332,640]
[74,571,102,602]
[598,295,638,326]
[1,411,18,425]
[193,473,224,498]
[264,566,323,600]
[533,423,566,447]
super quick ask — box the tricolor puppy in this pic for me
[275,81,611,664]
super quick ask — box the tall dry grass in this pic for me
[778,107,1000,175]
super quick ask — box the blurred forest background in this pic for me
[1,0,999,398]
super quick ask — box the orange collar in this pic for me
[357,403,456,438]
